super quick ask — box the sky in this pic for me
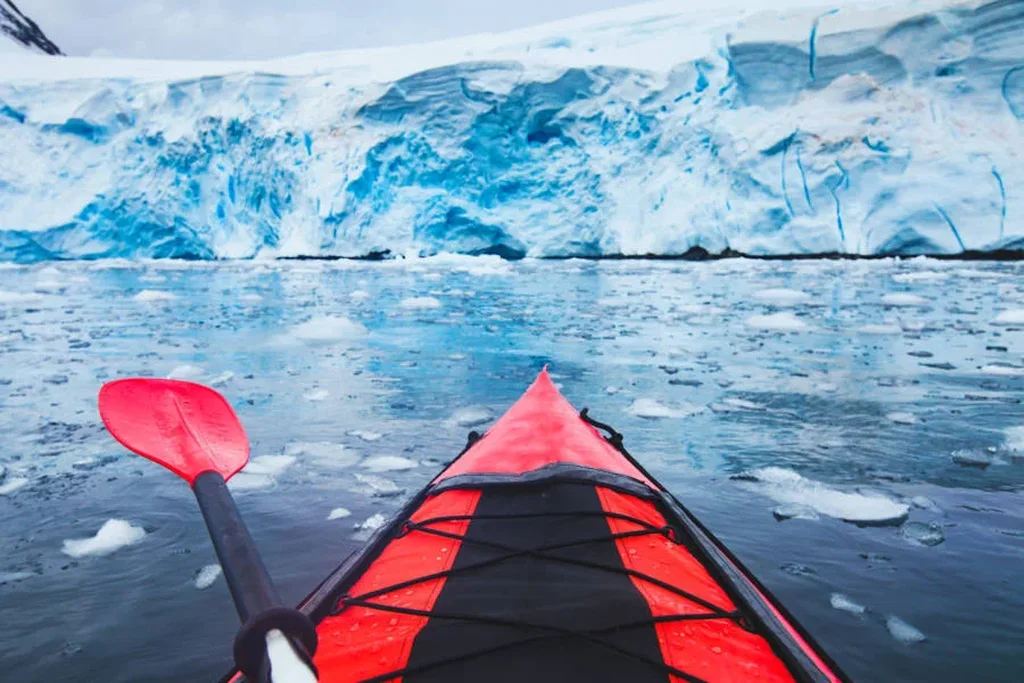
[26,0,650,60]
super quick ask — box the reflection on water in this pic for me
[0,257,1022,681]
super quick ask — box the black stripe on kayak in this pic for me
[403,482,667,683]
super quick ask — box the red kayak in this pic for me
[219,369,844,682]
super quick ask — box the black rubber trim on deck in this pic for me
[403,482,665,683]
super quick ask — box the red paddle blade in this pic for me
[98,379,250,485]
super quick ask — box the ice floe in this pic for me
[289,316,367,344]
[399,296,442,310]
[886,412,918,425]
[354,473,404,497]
[733,467,909,525]
[992,309,1024,326]
[745,312,808,332]
[830,593,866,616]
[753,289,812,306]
[885,616,926,643]
[193,564,223,590]
[285,442,360,469]
[0,477,29,495]
[62,519,147,558]
[327,507,352,520]
[361,456,417,472]
[858,323,902,335]
[882,293,928,307]
[628,398,702,419]
[354,512,388,533]
[980,364,1024,377]
[134,290,177,302]
[451,406,494,427]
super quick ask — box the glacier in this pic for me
[0,0,1022,261]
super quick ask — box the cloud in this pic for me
[26,0,646,60]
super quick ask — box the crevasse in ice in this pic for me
[0,0,1021,262]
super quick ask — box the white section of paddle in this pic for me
[266,629,318,683]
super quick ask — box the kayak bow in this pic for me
[222,369,846,683]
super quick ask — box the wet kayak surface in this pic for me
[0,257,1022,681]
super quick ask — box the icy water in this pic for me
[1,256,1022,682]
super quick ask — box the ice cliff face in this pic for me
[1,0,62,55]
[0,0,1021,261]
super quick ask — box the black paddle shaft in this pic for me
[193,470,281,621]
[192,471,319,681]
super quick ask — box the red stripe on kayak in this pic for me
[314,489,482,683]
[435,369,654,487]
[595,487,797,683]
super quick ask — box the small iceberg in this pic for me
[628,398,702,419]
[327,507,352,520]
[361,456,417,473]
[753,289,812,306]
[62,519,147,558]
[451,406,493,428]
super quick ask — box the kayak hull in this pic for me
[227,370,845,683]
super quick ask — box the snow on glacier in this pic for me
[0,0,1022,261]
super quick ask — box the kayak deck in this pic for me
[228,370,844,682]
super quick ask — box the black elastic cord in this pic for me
[327,508,743,683]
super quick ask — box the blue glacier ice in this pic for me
[0,0,1022,261]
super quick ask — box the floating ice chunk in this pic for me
[734,467,909,525]
[886,616,926,643]
[354,473,405,497]
[753,289,812,306]
[227,473,275,491]
[911,496,940,512]
[62,519,146,558]
[448,353,467,361]
[0,291,43,305]
[193,564,223,590]
[604,386,620,395]
[892,272,948,283]
[327,507,351,520]
[830,594,866,615]
[348,430,383,443]
[980,364,1024,377]
[355,513,387,533]
[304,388,329,402]
[134,290,177,302]
[362,456,417,472]
[290,316,367,344]
[0,477,29,495]
[951,449,991,468]
[167,364,205,380]
[285,442,360,469]
[772,503,819,521]
[238,293,263,303]
[858,323,902,335]
[711,398,766,413]
[886,412,918,425]
[349,290,371,302]
[0,571,36,585]
[628,398,702,419]
[399,296,442,310]
[745,312,808,332]
[882,293,928,307]
[242,455,296,477]
[451,406,493,427]
[992,309,1024,326]
[901,521,945,547]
